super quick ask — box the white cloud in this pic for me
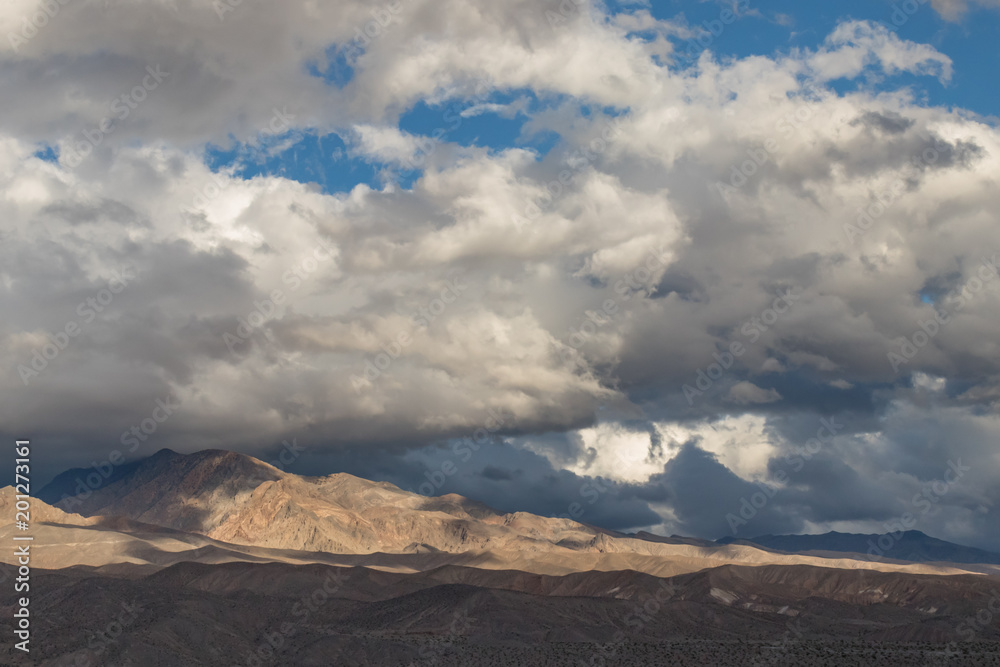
[655,416,781,483]
[350,124,425,166]
[930,0,1000,20]
[808,21,952,83]
[561,423,664,483]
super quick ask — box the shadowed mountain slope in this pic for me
[718,531,1000,565]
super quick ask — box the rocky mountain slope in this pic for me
[38,449,606,554]
[5,450,1000,665]
[29,450,997,582]
[719,531,1000,565]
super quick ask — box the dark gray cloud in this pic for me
[854,110,915,135]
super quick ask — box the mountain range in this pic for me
[3,448,999,666]
[718,531,1000,566]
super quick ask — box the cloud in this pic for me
[930,0,1000,21]
[808,21,952,83]
[642,441,800,538]
[726,381,782,404]
[1,2,999,549]
[349,124,426,166]
[291,437,663,531]
[540,422,667,484]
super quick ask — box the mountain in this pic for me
[7,449,1000,665]
[34,450,993,578]
[37,448,610,555]
[717,531,1000,565]
[11,484,990,584]
[38,457,146,505]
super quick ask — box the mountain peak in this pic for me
[36,447,598,555]
[39,447,285,533]
[151,447,180,458]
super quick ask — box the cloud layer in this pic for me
[3,0,999,550]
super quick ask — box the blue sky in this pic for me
[202,0,998,198]
[651,0,1000,114]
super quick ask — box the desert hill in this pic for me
[3,559,1000,666]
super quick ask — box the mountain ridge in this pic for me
[28,449,1000,579]
[717,530,1000,565]
[36,448,613,555]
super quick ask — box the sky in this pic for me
[2,0,1000,550]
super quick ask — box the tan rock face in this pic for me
[14,449,997,583]
[35,449,604,556]
[195,469,609,555]
[0,485,91,526]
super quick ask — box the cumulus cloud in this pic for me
[808,21,953,83]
